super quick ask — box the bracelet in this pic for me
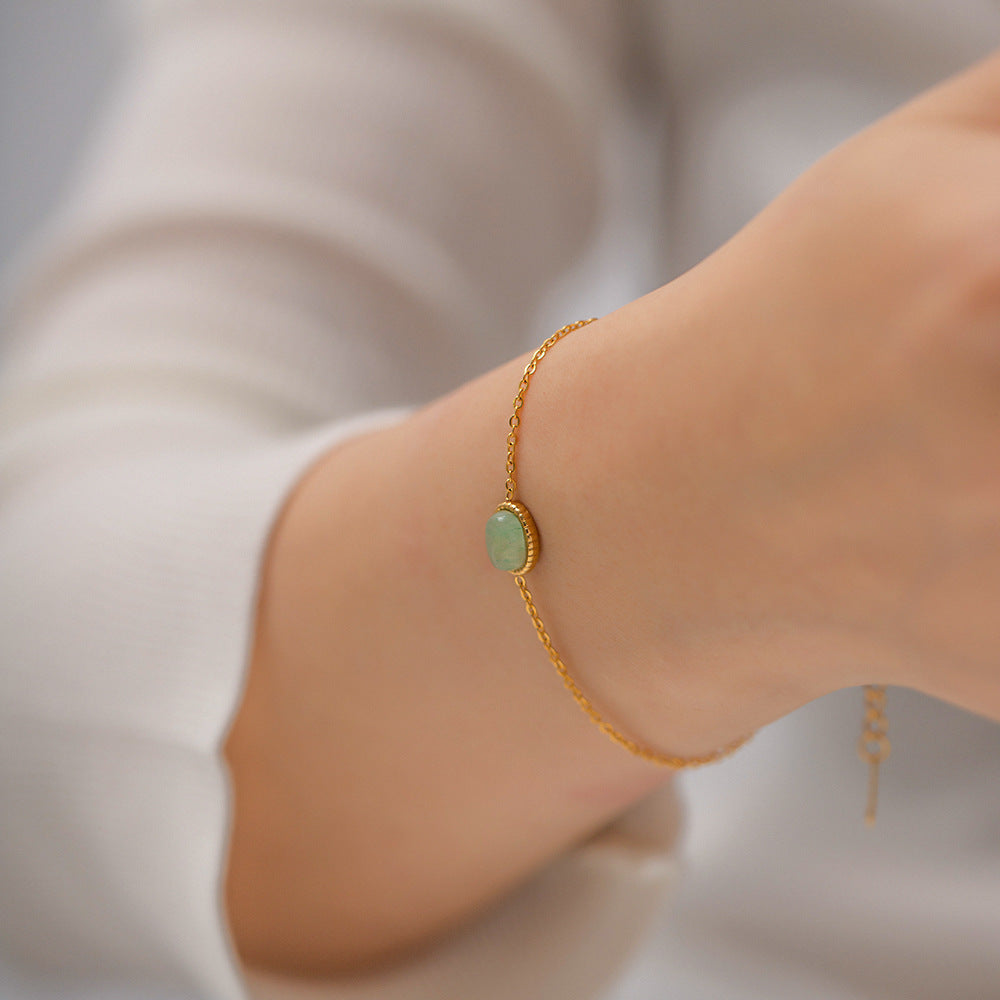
[485,318,754,769]
[486,318,893,823]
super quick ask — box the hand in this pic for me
[557,47,1000,737]
[223,47,1000,972]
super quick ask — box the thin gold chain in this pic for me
[505,318,597,502]
[514,574,753,767]
[858,684,890,825]
[504,318,754,768]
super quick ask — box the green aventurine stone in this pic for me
[485,509,527,572]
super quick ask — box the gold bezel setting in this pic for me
[495,500,540,574]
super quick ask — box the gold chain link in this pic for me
[505,318,595,502]
[502,318,754,769]
[858,684,891,825]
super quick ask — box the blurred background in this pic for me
[0,2,650,324]
[0,4,121,284]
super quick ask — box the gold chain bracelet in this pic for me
[485,317,893,822]
[485,318,754,769]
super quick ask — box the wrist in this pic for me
[514,279,868,758]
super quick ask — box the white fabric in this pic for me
[1,2,999,999]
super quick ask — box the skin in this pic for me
[224,48,1000,976]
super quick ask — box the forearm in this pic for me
[223,277,836,976]
[1,1,659,982]
[224,319,665,976]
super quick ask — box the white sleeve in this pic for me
[0,3,683,998]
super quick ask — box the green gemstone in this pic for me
[486,509,527,572]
